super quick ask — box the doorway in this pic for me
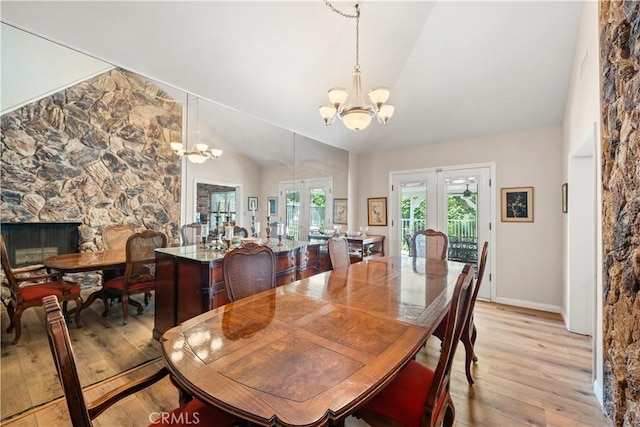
[390,165,494,300]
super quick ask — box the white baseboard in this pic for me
[593,378,604,408]
[493,297,563,314]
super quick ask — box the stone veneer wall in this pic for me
[600,1,640,425]
[1,68,182,255]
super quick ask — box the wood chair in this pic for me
[222,242,275,301]
[0,234,83,345]
[101,224,135,251]
[42,295,237,427]
[327,235,350,269]
[102,230,167,324]
[356,264,475,427]
[180,223,201,246]
[233,226,249,238]
[101,224,135,299]
[433,241,489,385]
[412,229,449,260]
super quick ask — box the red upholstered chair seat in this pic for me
[20,282,81,303]
[103,277,154,292]
[154,398,236,426]
[362,360,446,427]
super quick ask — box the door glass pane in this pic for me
[400,182,427,256]
[285,190,299,241]
[445,176,478,268]
[309,188,326,234]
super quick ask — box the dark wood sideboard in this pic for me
[154,241,329,339]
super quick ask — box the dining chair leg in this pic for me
[471,322,478,363]
[102,293,110,317]
[127,297,144,314]
[122,296,129,325]
[72,296,83,328]
[462,326,476,385]
[10,308,23,344]
[5,302,15,333]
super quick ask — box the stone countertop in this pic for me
[156,240,319,263]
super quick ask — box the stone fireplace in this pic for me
[1,68,183,283]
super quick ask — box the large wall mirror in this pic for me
[1,23,349,245]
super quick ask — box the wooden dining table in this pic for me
[160,256,465,426]
[43,249,126,309]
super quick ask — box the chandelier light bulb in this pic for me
[369,87,390,107]
[187,153,207,164]
[342,107,373,131]
[170,142,184,151]
[328,88,349,107]
[195,143,208,152]
[319,105,338,124]
[378,104,395,124]
[210,149,223,158]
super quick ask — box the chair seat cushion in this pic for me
[362,360,439,427]
[104,277,155,292]
[152,398,236,426]
[20,282,80,304]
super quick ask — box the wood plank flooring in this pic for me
[1,299,609,426]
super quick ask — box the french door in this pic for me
[390,165,493,300]
[280,178,332,242]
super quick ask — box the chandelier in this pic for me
[170,95,223,164]
[319,1,394,131]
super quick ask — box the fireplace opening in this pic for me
[0,223,81,267]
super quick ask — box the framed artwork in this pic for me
[562,183,568,213]
[501,187,534,222]
[333,198,347,224]
[268,197,277,216]
[248,197,258,212]
[367,197,387,226]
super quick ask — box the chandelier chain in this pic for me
[323,0,361,70]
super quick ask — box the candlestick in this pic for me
[265,215,271,242]
[276,223,284,246]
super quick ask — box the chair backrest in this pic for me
[180,223,201,246]
[233,226,249,238]
[0,234,18,290]
[123,230,167,286]
[328,235,350,269]
[467,241,489,321]
[424,263,475,423]
[222,242,276,301]
[101,225,135,251]
[412,229,448,260]
[43,295,93,427]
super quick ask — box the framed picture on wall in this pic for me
[500,187,534,222]
[248,197,258,212]
[367,197,387,226]
[562,183,568,213]
[333,198,347,224]
[268,197,277,216]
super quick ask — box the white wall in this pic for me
[561,0,603,404]
[356,126,564,311]
[1,23,112,114]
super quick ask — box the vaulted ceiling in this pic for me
[1,1,583,153]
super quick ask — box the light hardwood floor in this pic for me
[1,299,609,426]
